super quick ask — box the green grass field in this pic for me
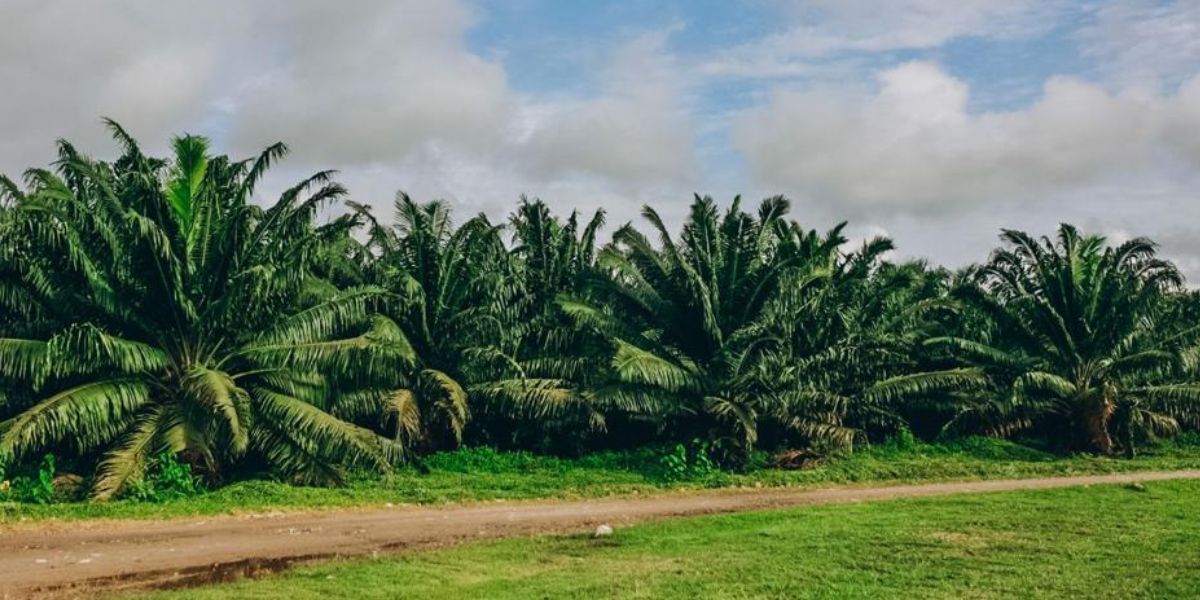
[136,478,1200,599]
[5,436,1200,524]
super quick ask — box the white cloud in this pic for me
[785,0,1065,52]
[519,31,697,185]
[99,49,220,132]
[1168,77,1200,160]
[0,1,695,232]
[701,0,1069,80]
[1076,0,1200,90]
[3,0,1199,280]
[732,61,1200,212]
[0,1,242,167]
[309,26,701,230]
[228,0,513,164]
[351,34,698,230]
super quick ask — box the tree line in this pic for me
[2,125,1199,498]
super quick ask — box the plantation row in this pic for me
[2,124,1199,499]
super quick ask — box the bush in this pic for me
[0,454,59,504]
[125,453,204,502]
[573,447,664,472]
[891,428,919,451]
[660,440,718,482]
[422,447,548,473]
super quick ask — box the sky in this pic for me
[2,0,1199,275]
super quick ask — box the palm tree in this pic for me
[466,198,615,451]
[507,197,606,317]
[347,193,511,452]
[0,123,408,497]
[929,224,1200,454]
[764,242,980,450]
[561,195,846,464]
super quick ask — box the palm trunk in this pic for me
[1076,396,1115,455]
[180,449,219,487]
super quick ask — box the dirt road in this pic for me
[4,470,1199,599]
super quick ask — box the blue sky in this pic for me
[469,0,1084,107]
[1,0,1199,274]
[465,1,1126,193]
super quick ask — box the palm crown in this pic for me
[0,123,407,497]
[559,196,850,463]
[931,225,1200,454]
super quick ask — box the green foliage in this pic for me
[3,124,1200,501]
[888,427,919,452]
[422,446,545,474]
[659,440,718,482]
[33,453,56,503]
[0,125,402,498]
[924,225,1200,456]
[125,452,204,502]
[4,440,1200,522]
[146,480,1200,600]
[557,195,857,464]
[0,453,58,504]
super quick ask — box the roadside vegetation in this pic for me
[4,125,1200,506]
[4,435,1200,524]
[137,479,1200,599]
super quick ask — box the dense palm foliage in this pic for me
[0,125,407,497]
[342,195,500,452]
[928,225,1200,455]
[2,127,1199,497]
[557,196,848,463]
[761,244,983,451]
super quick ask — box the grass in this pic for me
[135,478,1200,599]
[5,435,1200,524]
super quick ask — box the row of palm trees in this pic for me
[2,127,1199,498]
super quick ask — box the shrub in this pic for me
[124,453,204,502]
[660,440,718,482]
[422,447,548,474]
[1,454,59,504]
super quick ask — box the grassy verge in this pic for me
[5,436,1200,524]
[137,478,1200,599]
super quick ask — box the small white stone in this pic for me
[594,524,614,537]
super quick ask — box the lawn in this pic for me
[136,478,1200,599]
[5,436,1200,524]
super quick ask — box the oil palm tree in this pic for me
[763,240,981,450]
[0,123,408,497]
[347,193,512,452]
[929,224,1200,454]
[351,194,622,452]
[464,198,616,450]
[561,195,846,464]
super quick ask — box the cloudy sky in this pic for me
[2,0,1199,274]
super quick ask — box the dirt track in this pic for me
[3,470,1199,599]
